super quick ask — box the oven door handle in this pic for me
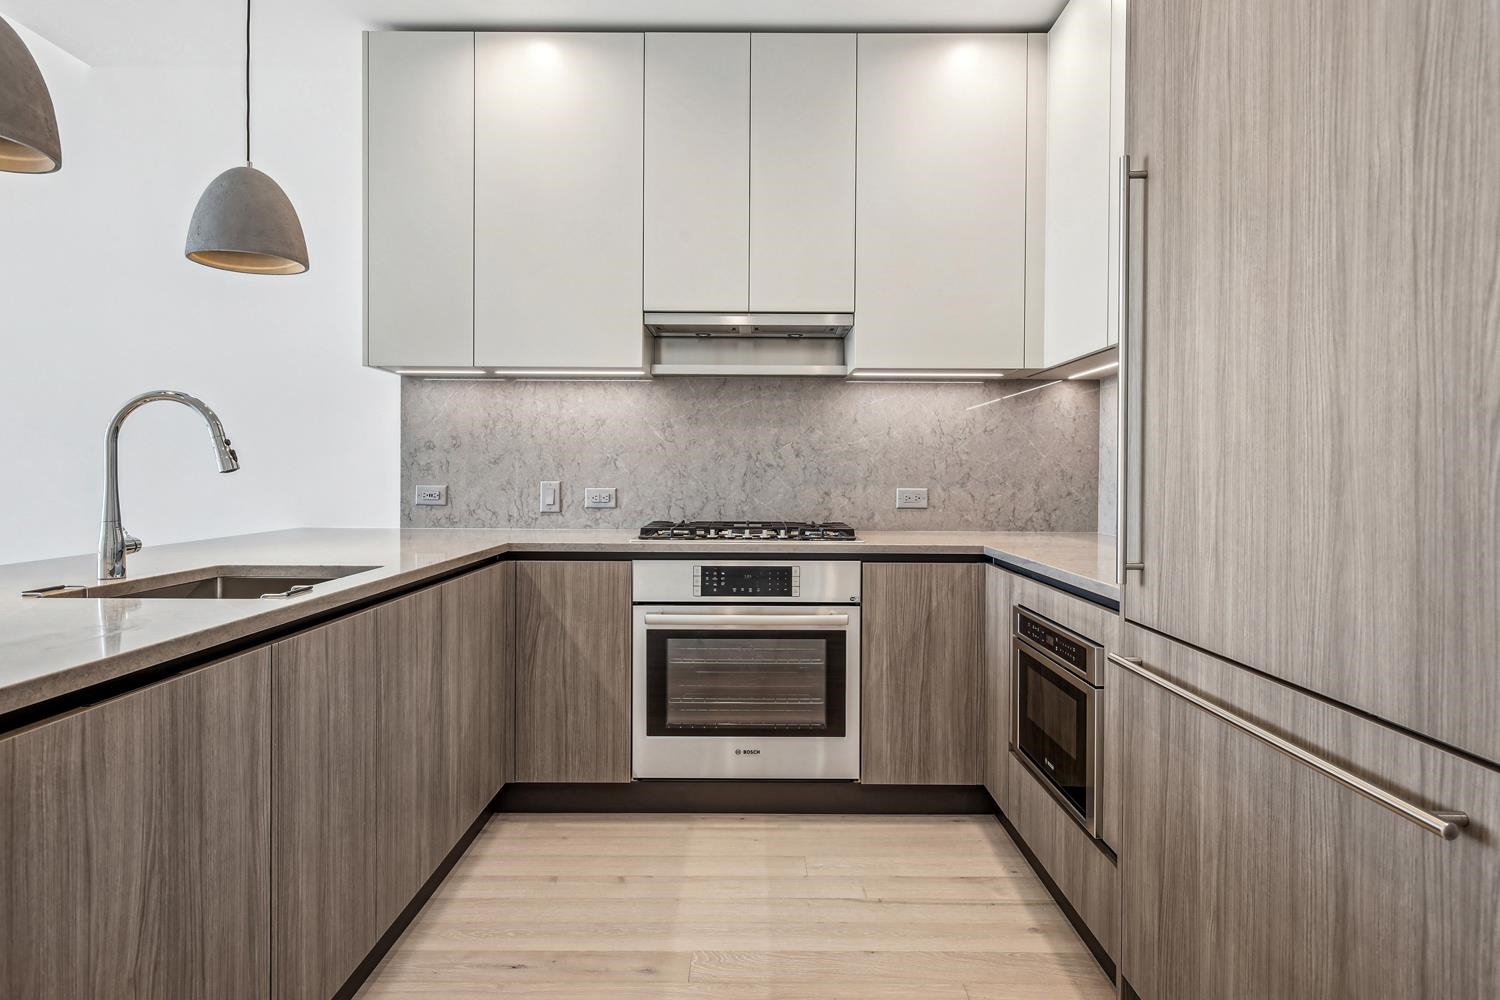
[644,613,850,628]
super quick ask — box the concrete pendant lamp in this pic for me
[185,0,308,274]
[0,15,62,173]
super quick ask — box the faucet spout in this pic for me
[99,390,240,580]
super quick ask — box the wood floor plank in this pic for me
[407,897,1064,925]
[805,855,1033,878]
[449,855,811,878]
[860,876,1053,903]
[433,876,868,901]
[964,982,1116,1000]
[358,984,971,1000]
[358,949,691,986]
[690,950,1111,987]
[390,920,1077,953]
[356,814,1104,999]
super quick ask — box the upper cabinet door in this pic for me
[644,33,751,312]
[474,33,646,369]
[852,34,1030,373]
[749,34,856,313]
[365,32,475,369]
[1041,0,1121,368]
[1123,0,1500,761]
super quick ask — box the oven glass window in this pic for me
[646,629,847,737]
[1015,645,1091,817]
[666,637,827,729]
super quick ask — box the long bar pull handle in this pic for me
[1108,654,1470,840]
[644,613,850,628]
[1119,156,1149,577]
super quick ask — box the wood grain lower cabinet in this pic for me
[861,562,983,784]
[1117,628,1500,1000]
[982,564,1014,804]
[514,560,633,782]
[272,565,511,1000]
[993,572,1122,961]
[0,651,270,1000]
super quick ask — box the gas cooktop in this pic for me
[639,520,858,542]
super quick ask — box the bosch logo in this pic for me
[735,748,761,756]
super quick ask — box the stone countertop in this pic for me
[0,527,1117,718]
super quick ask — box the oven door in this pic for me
[633,605,861,779]
[1012,636,1100,836]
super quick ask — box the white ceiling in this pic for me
[4,0,1070,67]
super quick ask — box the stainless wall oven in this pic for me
[632,560,861,779]
[1012,605,1103,837]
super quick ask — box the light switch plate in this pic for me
[896,487,929,509]
[583,487,617,509]
[540,480,561,513]
[414,484,448,507]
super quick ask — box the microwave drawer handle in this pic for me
[1108,654,1470,841]
[644,613,850,627]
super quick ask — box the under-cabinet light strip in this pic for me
[848,370,1006,380]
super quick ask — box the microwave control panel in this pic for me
[694,565,800,598]
[1018,613,1090,673]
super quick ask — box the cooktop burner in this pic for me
[639,520,858,542]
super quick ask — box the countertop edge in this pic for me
[1,533,1118,721]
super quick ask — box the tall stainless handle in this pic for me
[1108,654,1470,841]
[1119,156,1148,578]
[644,613,850,628]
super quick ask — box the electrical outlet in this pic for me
[414,484,448,507]
[896,487,929,510]
[583,487,617,509]
[539,480,561,513]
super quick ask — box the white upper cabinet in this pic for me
[749,34,856,313]
[644,33,751,312]
[851,34,1031,373]
[1041,0,1125,368]
[364,32,475,369]
[474,33,647,370]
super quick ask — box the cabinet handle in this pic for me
[1119,156,1149,578]
[1107,653,1470,841]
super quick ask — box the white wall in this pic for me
[0,16,397,565]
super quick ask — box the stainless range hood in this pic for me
[645,312,856,376]
[644,312,854,338]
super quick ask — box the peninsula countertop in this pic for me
[0,527,1118,717]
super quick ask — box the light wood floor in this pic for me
[356,813,1116,1000]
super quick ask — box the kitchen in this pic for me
[0,1,1495,999]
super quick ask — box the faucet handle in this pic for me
[123,534,142,555]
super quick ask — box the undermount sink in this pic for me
[30,565,380,600]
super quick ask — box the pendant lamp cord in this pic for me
[245,0,252,164]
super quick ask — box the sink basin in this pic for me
[31,565,380,600]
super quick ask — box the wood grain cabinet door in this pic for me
[0,651,270,1000]
[1116,637,1500,1000]
[861,562,983,784]
[514,560,633,782]
[273,568,511,1000]
[1123,0,1500,761]
[982,564,1014,804]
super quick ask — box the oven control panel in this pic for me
[694,565,800,598]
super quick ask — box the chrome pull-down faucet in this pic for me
[99,390,240,580]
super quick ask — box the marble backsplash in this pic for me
[401,377,1100,531]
